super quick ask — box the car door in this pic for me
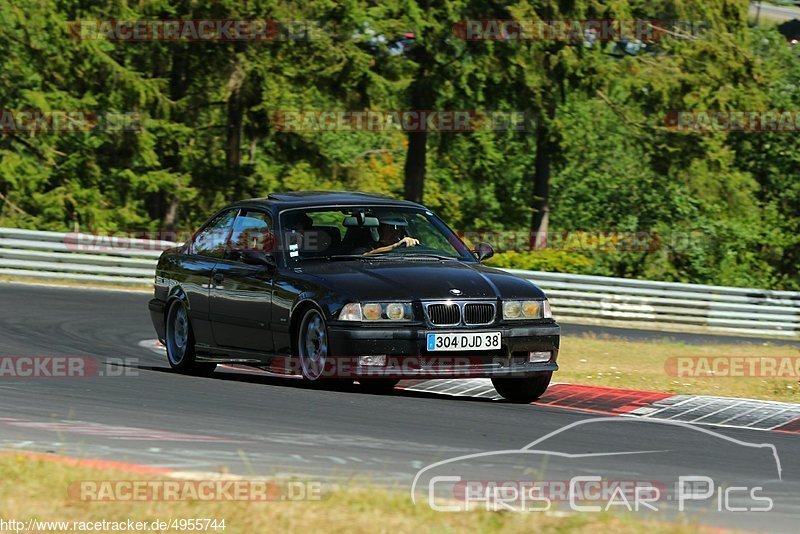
[179,208,238,347]
[209,208,275,354]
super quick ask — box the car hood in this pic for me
[295,259,546,301]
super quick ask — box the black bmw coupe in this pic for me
[149,191,560,402]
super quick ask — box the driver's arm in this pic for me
[364,236,420,255]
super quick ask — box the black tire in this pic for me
[165,299,216,376]
[492,372,552,403]
[359,379,399,395]
[297,307,332,382]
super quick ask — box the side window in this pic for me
[192,209,238,259]
[229,209,273,256]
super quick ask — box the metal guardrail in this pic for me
[1,228,798,338]
[0,228,170,285]
[505,269,800,337]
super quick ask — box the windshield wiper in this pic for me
[397,253,462,261]
[295,254,366,261]
[296,253,461,262]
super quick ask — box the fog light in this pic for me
[358,355,387,367]
[528,351,551,363]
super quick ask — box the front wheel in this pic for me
[165,299,216,376]
[492,372,552,403]
[298,308,331,381]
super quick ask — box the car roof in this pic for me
[234,191,426,210]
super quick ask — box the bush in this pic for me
[486,249,596,273]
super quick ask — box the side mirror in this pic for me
[241,250,276,268]
[474,243,494,262]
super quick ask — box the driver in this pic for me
[363,217,420,255]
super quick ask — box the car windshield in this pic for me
[279,206,474,262]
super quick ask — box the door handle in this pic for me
[213,272,224,284]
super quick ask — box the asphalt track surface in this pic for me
[1,283,799,531]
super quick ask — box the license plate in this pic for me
[426,332,501,352]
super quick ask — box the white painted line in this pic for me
[454,384,494,395]
[437,383,475,394]
[652,399,716,420]
[403,380,455,392]
[713,405,766,425]
[746,408,793,428]
[676,401,746,423]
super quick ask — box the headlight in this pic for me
[503,300,522,319]
[385,302,406,320]
[503,299,549,320]
[339,302,413,321]
[521,300,541,318]
[363,303,382,320]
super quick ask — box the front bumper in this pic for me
[149,298,167,343]
[326,322,560,379]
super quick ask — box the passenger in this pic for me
[284,212,313,234]
[283,212,314,254]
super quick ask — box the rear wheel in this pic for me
[165,299,216,376]
[492,372,552,403]
[359,379,399,395]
